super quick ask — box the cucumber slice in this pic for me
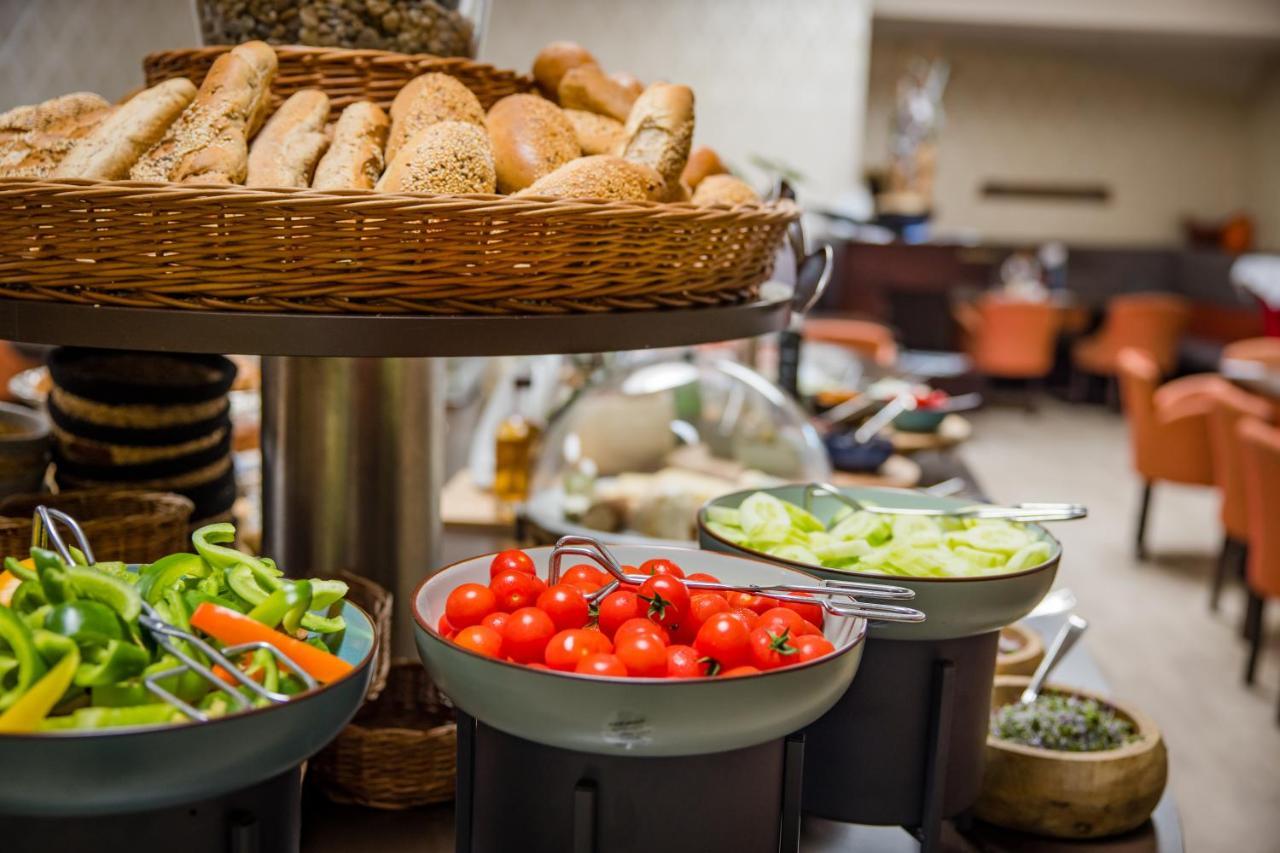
[768,544,821,566]
[1005,541,1053,571]
[951,545,1004,569]
[739,492,792,544]
[814,539,873,564]
[704,521,749,545]
[704,505,741,528]
[891,515,942,547]
[945,520,1031,556]
[828,510,891,545]
[781,499,825,533]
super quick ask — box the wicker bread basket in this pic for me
[0,46,798,316]
[0,488,193,562]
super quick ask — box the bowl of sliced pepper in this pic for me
[0,522,376,816]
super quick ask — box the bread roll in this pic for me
[681,146,727,191]
[486,94,579,193]
[610,71,645,101]
[557,64,637,122]
[130,40,278,184]
[0,92,113,178]
[52,80,196,180]
[376,120,495,194]
[386,73,485,164]
[312,101,389,190]
[563,109,624,156]
[516,155,664,203]
[692,173,759,206]
[532,41,597,100]
[617,83,694,202]
[246,89,330,187]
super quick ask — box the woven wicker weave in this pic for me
[0,179,797,314]
[0,488,193,562]
[310,660,456,809]
[143,45,534,118]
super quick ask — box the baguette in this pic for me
[617,83,694,202]
[386,73,485,164]
[486,94,579,193]
[516,154,664,203]
[680,146,728,191]
[376,120,495,195]
[246,89,330,187]
[130,40,277,185]
[563,109,624,156]
[311,101,389,190]
[532,41,597,100]
[557,63,637,122]
[0,92,113,178]
[692,173,759,206]
[53,79,197,180]
[610,71,645,101]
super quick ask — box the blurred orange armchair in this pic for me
[955,296,1060,408]
[803,317,898,367]
[1073,293,1190,402]
[1238,417,1280,711]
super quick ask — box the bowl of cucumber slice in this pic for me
[698,485,1063,640]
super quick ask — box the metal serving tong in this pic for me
[801,483,1088,524]
[33,506,316,722]
[546,534,926,625]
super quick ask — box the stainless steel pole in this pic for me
[260,356,444,655]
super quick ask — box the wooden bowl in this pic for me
[995,623,1045,677]
[974,676,1167,839]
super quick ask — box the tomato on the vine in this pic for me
[490,569,547,612]
[638,574,690,632]
[613,617,669,645]
[544,628,612,671]
[502,607,556,664]
[489,549,536,578]
[561,564,607,593]
[596,590,644,638]
[748,627,800,670]
[694,612,752,669]
[445,583,497,629]
[666,644,712,678]
[779,592,825,628]
[536,583,590,632]
[575,653,627,677]
[638,558,685,579]
[793,634,836,663]
[614,631,667,677]
[454,624,503,658]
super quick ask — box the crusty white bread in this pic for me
[515,154,665,203]
[557,63,637,122]
[617,83,694,202]
[311,101,389,190]
[563,108,624,157]
[376,120,495,195]
[680,145,728,192]
[385,73,485,164]
[0,92,113,178]
[246,89,330,187]
[52,79,197,180]
[130,40,278,185]
[691,173,759,206]
[531,42,597,100]
[486,94,579,193]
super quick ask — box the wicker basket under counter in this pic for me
[0,489,193,562]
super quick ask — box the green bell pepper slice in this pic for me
[183,589,248,615]
[248,579,312,633]
[43,600,125,646]
[139,553,208,605]
[32,628,80,667]
[3,557,36,583]
[33,549,75,605]
[310,579,349,610]
[21,604,50,630]
[74,640,150,688]
[9,579,47,614]
[91,681,151,707]
[66,564,142,623]
[0,605,47,711]
[193,524,280,577]
[40,702,184,731]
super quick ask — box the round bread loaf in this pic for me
[691,173,759,206]
[558,64,637,122]
[516,154,665,203]
[387,72,485,163]
[618,83,694,202]
[681,146,728,191]
[376,120,496,195]
[532,41,597,100]
[563,109,624,156]
[486,94,580,193]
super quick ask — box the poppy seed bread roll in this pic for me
[515,154,664,203]
[246,89,330,188]
[311,101,389,190]
[386,72,485,164]
[376,120,495,195]
[486,94,579,193]
[617,83,694,202]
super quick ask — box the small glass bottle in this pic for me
[493,375,540,503]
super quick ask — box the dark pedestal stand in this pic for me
[3,768,302,853]
[455,711,805,853]
[801,631,1000,853]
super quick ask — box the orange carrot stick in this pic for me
[191,602,353,685]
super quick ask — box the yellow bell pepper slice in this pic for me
[0,644,79,733]
[0,558,33,606]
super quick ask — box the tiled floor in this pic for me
[962,398,1280,853]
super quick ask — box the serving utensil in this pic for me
[853,392,913,444]
[801,482,1087,524]
[1019,613,1089,704]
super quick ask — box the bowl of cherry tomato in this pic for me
[412,545,869,756]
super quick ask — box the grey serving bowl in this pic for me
[413,545,867,757]
[0,600,376,817]
[698,484,1061,641]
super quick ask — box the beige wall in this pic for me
[863,35,1257,246]
[1248,64,1280,250]
[482,0,873,207]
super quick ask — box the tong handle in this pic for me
[32,506,96,565]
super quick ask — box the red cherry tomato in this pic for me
[596,590,644,638]
[544,628,612,671]
[638,558,685,579]
[489,549,536,578]
[757,607,816,638]
[560,564,607,593]
[436,614,456,639]
[526,662,550,670]
[748,626,800,670]
[793,634,836,664]
[575,653,628,677]
[502,607,556,664]
[536,583,590,632]
[454,624,503,658]
[614,631,667,677]
[720,665,762,678]
[481,611,510,634]
[685,572,721,585]
[694,612,752,669]
[445,583,497,629]
[666,644,712,678]
[614,617,670,645]
[637,575,690,631]
[490,569,547,613]
[778,592,825,628]
[731,607,761,629]
[678,593,731,643]
[727,590,776,615]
